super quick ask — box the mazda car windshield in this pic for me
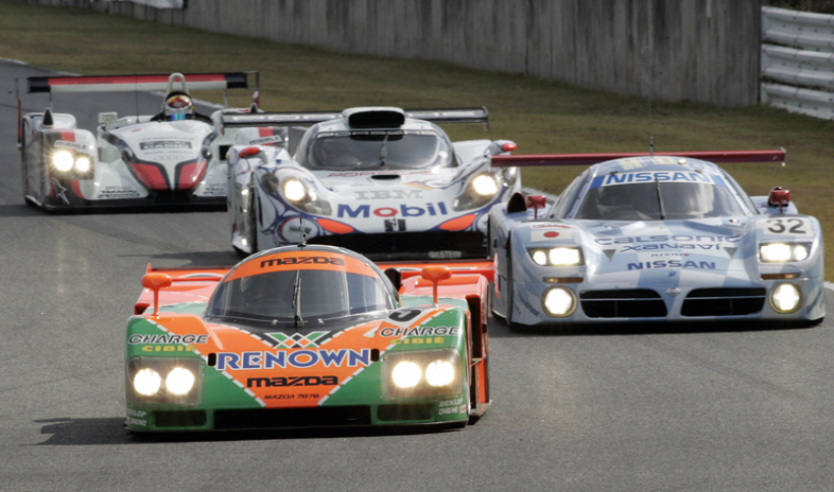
[574,177,747,221]
[207,269,395,324]
[304,130,453,171]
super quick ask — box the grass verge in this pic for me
[1,0,832,279]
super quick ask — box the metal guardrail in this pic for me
[761,7,834,119]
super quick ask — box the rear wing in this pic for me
[221,107,489,128]
[28,72,251,94]
[491,149,787,167]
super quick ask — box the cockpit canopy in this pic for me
[207,247,396,325]
[574,170,748,221]
[298,130,454,171]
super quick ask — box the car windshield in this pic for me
[305,131,452,171]
[207,269,394,324]
[574,176,747,220]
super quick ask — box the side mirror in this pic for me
[141,273,172,316]
[768,186,790,213]
[526,195,546,220]
[239,146,261,158]
[421,266,452,305]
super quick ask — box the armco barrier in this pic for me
[25,0,761,107]
[761,7,834,119]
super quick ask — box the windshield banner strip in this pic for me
[589,171,723,190]
[224,251,377,282]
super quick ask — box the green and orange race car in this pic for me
[125,245,491,432]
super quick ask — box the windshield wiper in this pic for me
[379,133,389,170]
[655,179,666,220]
[292,269,304,328]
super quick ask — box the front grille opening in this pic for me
[214,406,371,430]
[377,404,433,422]
[309,231,485,260]
[681,288,766,317]
[580,289,667,318]
[154,410,207,428]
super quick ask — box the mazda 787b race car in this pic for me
[487,150,825,328]
[125,245,491,432]
[17,71,263,210]
[223,106,520,260]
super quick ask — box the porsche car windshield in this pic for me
[574,179,747,221]
[207,269,395,324]
[305,131,453,171]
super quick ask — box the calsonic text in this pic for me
[595,235,742,245]
[380,326,460,337]
[216,349,371,370]
[128,334,209,344]
[338,203,448,218]
[619,243,723,252]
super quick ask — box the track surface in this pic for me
[1,60,833,492]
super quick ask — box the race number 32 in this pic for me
[763,218,812,237]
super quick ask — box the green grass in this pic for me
[2,0,832,279]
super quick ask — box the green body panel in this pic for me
[125,297,473,431]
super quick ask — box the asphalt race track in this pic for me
[1,59,833,492]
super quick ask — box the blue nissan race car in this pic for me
[488,150,825,328]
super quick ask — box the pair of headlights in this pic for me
[52,150,92,174]
[528,247,584,266]
[127,358,202,405]
[759,243,810,263]
[384,349,461,398]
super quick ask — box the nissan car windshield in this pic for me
[304,130,453,171]
[574,173,747,221]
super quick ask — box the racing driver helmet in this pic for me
[163,93,194,121]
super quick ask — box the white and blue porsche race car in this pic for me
[488,150,825,328]
[225,107,520,260]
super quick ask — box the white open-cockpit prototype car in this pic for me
[224,107,521,260]
[17,72,264,211]
[488,150,825,328]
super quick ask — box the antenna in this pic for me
[134,74,139,122]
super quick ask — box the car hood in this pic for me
[127,304,464,408]
[108,120,215,191]
[571,218,758,285]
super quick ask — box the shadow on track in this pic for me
[121,250,244,267]
[0,204,43,218]
[487,315,824,338]
[34,417,463,445]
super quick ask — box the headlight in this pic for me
[165,367,196,395]
[528,247,584,266]
[453,172,500,211]
[769,283,801,314]
[52,150,74,172]
[383,349,462,399]
[392,361,422,388]
[282,177,308,202]
[500,167,519,186]
[542,287,577,317]
[760,243,810,263]
[133,368,162,396]
[75,156,92,173]
[425,360,455,387]
[126,357,203,405]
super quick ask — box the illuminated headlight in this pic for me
[471,173,499,196]
[453,172,501,211]
[760,243,809,263]
[282,177,308,202]
[383,349,462,399]
[769,283,801,314]
[542,287,577,317]
[392,361,421,388]
[528,247,584,266]
[126,357,203,405]
[75,156,92,173]
[425,360,455,387]
[165,367,196,395]
[52,150,74,172]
